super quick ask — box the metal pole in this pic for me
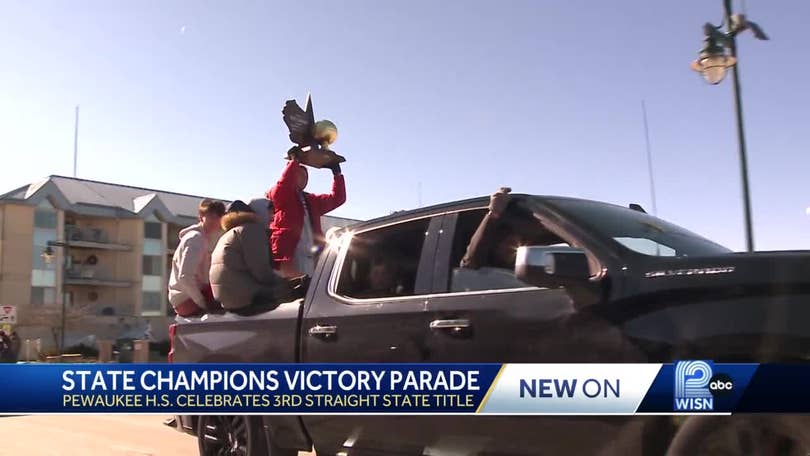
[73,106,79,178]
[60,244,68,359]
[641,100,658,216]
[724,0,755,252]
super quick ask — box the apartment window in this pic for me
[142,291,162,314]
[31,286,57,306]
[142,218,165,316]
[144,221,162,240]
[32,202,57,303]
[142,255,163,276]
[31,270,56,287]
[34,208,58,229]
[31,229,56,268]
[143,239,162,256]
[33,228,57,246]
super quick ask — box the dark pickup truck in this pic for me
[171,194,810,456]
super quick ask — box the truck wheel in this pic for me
[197,415,267,456]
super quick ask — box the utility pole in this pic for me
[73,106,79,177]
[641,100,658,216]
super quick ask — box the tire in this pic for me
[197,415,267,456]
[666,415,810,456]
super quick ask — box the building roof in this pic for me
[0,175,361,227]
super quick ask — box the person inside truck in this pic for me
[209,200,294,312]
[267,148,346,279]
[352,249,405,299]
[453,187,567,291]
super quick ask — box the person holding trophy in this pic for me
[267,96,347,278]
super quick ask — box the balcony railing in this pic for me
[65,266,131,288]
[66,302,136,317]
[64,226,131,251]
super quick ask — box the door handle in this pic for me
[308,325,338,337]
[429,319,471,331]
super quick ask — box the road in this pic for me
[0,415,313,455]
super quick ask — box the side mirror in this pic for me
[515,246,591,288]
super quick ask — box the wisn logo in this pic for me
[674,360,734,412]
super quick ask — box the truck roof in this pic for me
[347,194,610,232]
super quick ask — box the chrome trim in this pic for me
[329,284,543,306]
[430,205,488,216]
[429,319,471,329]
[308,325,337,335]
[516,246,587,276]
[644,266,736,278]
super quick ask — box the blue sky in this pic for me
[1,0,808,251]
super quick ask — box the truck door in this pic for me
[420,206,645,456]
[301,215,443,455]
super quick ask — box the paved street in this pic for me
[0,415,313,455]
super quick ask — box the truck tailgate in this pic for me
[171,299,304,363]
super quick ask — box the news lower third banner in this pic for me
[1,362,809,414]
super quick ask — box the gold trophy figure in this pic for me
[282,95,346,168]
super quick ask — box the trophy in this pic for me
[282,94,346,168]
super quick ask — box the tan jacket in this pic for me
[168,224,212,309]
[210,212,289,310]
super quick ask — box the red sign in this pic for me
[0,306,16,324]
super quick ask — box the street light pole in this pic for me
[60,243,68,358]
[692,1,767,252]
[45,240,69,358]
[723,0,755,253]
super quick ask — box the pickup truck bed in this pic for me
[172,299,304,364]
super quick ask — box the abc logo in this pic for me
[708,373,734,397]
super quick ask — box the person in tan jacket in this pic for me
[209,200,293,311]
[168,199,226,317]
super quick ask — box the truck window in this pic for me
[545,198,732,257]
[335,217,431,300]
[446,206,572,293]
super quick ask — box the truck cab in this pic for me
[172,194,810,456]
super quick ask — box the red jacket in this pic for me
[267,160,346,263]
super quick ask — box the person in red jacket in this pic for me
[267,149,346,278]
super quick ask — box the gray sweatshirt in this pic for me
[168,224,212,309]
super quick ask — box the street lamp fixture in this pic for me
[41,245,55,265]
[690,28,737,85]
[690,1,769,253]
[691,15,769,85]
